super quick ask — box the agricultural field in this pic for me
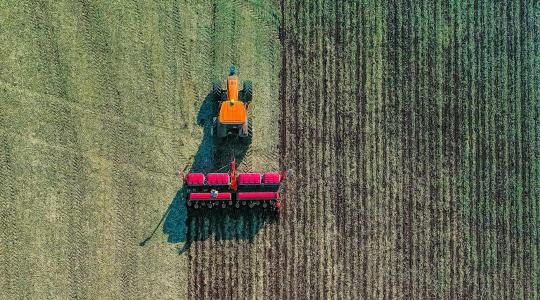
[278,1,539,299]
[1,0,538,299]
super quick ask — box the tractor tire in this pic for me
[211,81,222,101]
[242,80,252,103]
[211,119,225,144]
[213,121,227,146]
[241,117,253,145]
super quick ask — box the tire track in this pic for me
[75,1,140,298]
[0,134,29,298]
[28,2,90,298]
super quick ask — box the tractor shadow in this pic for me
[163,190,278,254]
[143,93,277,253]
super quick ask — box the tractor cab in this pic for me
[218,87,247,125]
[210,66,253,143]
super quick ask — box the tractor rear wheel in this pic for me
[241,117,253,145]
[211,119,226,145]
[242,80,252,103]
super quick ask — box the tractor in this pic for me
[210,65,252,144]
[178,66,289,210]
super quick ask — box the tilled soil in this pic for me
[267,0,539,299]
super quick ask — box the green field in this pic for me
[1,1,279,298]
[1,0,539,299]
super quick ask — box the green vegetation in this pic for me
[1,0,538,299]
[1,0,279,298]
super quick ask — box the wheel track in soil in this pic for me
[0,134,26,297]
[76,1,140,297]
[28,1,91,298]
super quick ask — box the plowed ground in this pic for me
[274,1,539,299]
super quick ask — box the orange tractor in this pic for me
[178,66,289,210]
[210,65,252,144]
